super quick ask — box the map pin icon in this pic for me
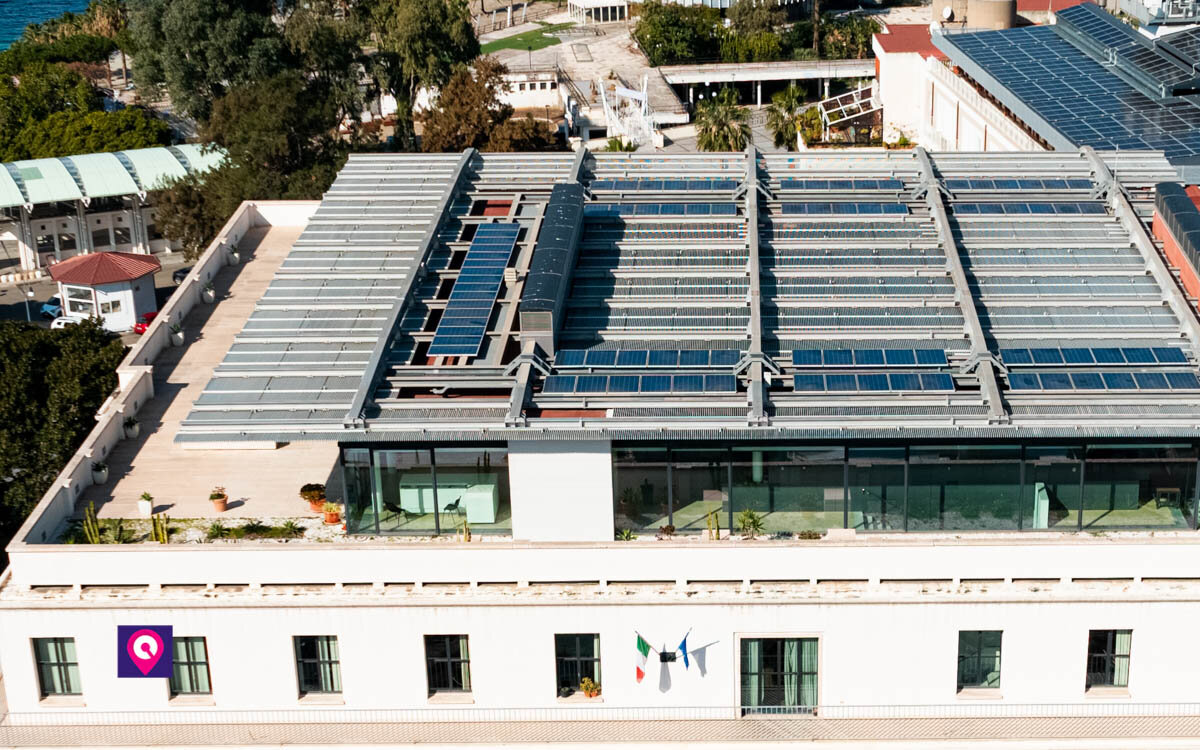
[126,629,164,675]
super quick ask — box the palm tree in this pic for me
[764,84,806,151]
[694,88,751,152]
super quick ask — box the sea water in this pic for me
[0,0,91,51]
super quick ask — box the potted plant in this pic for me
[580,677,601,698]
[210,486,228,513]
[201,281,215,304]
[138,491,153,517]
[169,323,184,347]
[322,501,341,525]
[91,461,108,484]
[123,416,139,439]
[228,248,241,265]
[300,483,326,513]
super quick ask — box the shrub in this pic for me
[300,483,326,502]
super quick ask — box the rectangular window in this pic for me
[957,631,1002,690]
[740,637,817,713]
[293,636,341,695]
[92,228,111,248]
[170,637,211,695]
[1086,630,1131,689]
[100,299,122,314]
[113,227,132,245]
[425,635,471,694]
[33,638,81,697]
[555,634,600,693]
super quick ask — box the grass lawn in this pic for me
[480,22,575,55]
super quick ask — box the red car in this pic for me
[133,311,158,334]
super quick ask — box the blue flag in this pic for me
[678,634,689,669]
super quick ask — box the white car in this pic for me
[50,317,79,329]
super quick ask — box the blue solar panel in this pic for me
[648,350,679,367]
[915,349,948,366]
[543,375,575,393]
[705,374,738,392]
[793,350,822,366]
[679,350,710,367]
[585,349,617,366]
[885,349,917,365]
[1102,372,1137,389]
[576,375,607,393]
[1121,347,1155,364]
[826,374,857,391]
[888,373,921,390]
[608,375,640,392]
[1134,372,1169,389]
[711,350,741,366]
[1031,348,1064,365]
[1061,348,1095,364]
[616,349,648,367]
[920,373,955,391]
[1040,372,1073,389]
[824,349,853,366]
[672,375,705,392]
[428,223,519,356]
[1070,372,1105,390]
[640,375,671,392]
[1152,347,1188,363]
[954,202,1106,215]
[1092,348,1126,364]
[1008,372,1042,390]
[781,202,908,216]
[1165,371,1200,389]
[854,349,885,366]
[858,373,889,391]
[794,374,824,391]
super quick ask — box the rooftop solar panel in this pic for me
[428,222,519,357]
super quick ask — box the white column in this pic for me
[17,206,37,271]
[75,200,91,255]
[756,81,762,107]
[508,440,614,542]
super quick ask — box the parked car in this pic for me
[50,316,78,329]
[132,311,158,334]
[40,295,62,319]
[173,266,192,284]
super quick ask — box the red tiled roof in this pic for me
[1016,0,1089,13]
[49,252,161,286]
[874,24,948,60]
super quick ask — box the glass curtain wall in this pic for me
[611,443,1199,534]
[342,446,511,535]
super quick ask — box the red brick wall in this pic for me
[1152,212,1200,305]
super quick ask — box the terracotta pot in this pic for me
[308,499,325,513]
[211,496,227,513]
[323,511,341,525]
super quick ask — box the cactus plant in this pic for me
[82,501,101,544]
[151,513,170,544]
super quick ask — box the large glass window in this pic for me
[425,635,471,694]
[293,636,341,695]
[1086,630,1131,689]
[740,637,817,713]
[372,448,439,534]
[170,637,211,696]
[555,634,600,693]
[908,446,1021,530]
[33,638,80,697]
[64,285,94,316]
[1082,445,1195,529]
[848,447,906,531]
[733,448,844,534]
[342,448,373,533]
[1024,447,1084,529]
[672,449,729,534]
[957,631,1002,690]
[436,447,511,533]
[613,448,669,533]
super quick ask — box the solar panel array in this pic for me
[945,178,1094,191]
[793,372,955,392]
[427,222,520,357]
[1000,346,1188,365]
[589,178,739,191]
[556,348,741,367]
[582,203,738,217]
[935,14,1200,162]
[780,178,905,190]
[543,373,738,394]
[1008,371,1200,391]
[792,348,949,367]
[781,202,909,216]
[951,202,1107,215]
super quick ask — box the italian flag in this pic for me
[635,634,651,683]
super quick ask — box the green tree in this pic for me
[420,58,512,153]
[486,114,562,152]
[633,0,721,66]
[2,107,171,161]
[0,35,117,76]
[728,0,785,35]
[0,62,101,157]
[694,87,750,152]
[820,14,880,59]
[368,0,480,150]
[719,29,783,62]
[0,320,125,557]
[126,0,291,121]
[764,84,806,151]
[281,0,372,128]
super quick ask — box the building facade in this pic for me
[4,150,1200,746]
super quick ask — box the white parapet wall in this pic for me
[920,57,1045,151]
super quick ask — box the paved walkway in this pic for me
[2,714,1200,746]
[79,225,342,522]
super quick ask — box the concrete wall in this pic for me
[0,594,1196,714]
[509,441,614,542]
[873,47,927,142]
[919,57,1044,152]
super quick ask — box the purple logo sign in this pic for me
[117,625,172,678]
